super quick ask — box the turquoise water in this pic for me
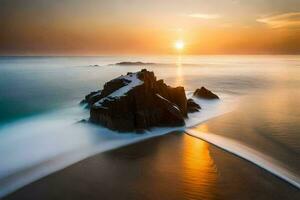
[0,55,299,196]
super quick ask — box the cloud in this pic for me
[187,13,221,19]
[257,12,300,28]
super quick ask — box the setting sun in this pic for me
[175,40,185,51]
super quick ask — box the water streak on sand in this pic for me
[185,129,300,189]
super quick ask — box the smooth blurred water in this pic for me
[1,55,298,124]
[0,55,299,196]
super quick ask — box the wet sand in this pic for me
[4,132,300,200]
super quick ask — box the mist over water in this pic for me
[0,55,299,196]
[1,55,297,124]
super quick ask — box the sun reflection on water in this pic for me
[175,55,185,86]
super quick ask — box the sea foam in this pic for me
[0,93,235,198]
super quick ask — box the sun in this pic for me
[175,40,185,50]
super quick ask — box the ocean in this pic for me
[0,55,299,198]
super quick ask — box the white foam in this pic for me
[185,92,237,127]
[186,129,300,189]
[0,93,236,198]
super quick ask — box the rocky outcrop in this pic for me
[187,98,201,113]
[83,69,201,132]
[115,61,155,66]
[193,87,219,99]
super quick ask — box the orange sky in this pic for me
[0,0,299,55]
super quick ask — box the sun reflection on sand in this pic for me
[181,129,218,200]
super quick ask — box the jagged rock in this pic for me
[193,87,219,99]
[187,98,201,113]
[83,69,200,132]
[83,90,102,106]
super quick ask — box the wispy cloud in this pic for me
[187,13,221,19]
[257,12,300,28]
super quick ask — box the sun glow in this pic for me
[175,40,185,50]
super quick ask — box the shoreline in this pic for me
[185,130,300,189]
[0,90,234,198]
[0,55,299,199]
[4,132,299,200]
[0,126,184,199]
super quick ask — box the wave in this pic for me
[0,93,235,198]
[185,129,300,189]
[0,108,182,198]
[185,92,237,128]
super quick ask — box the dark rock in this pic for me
[84,90,102,106]
[115,61,155,66]
[83,69,200,132]
[79,99,87,105]
[193,87,219,99]
[76,119,87,124]
[187,98,201,113]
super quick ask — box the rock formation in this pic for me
[187,98,201,113]
[115,61,155,66]
[83,69,201,132]
[193,87,219,99]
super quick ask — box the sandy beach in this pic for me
[4,132,299,200]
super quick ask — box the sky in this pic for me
[0,0,300,55]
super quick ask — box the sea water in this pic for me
[0,55,299,196]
